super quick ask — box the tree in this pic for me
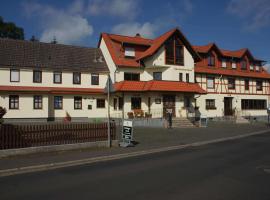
[0,16,24,40]
[0,106,6,124]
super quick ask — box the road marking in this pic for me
[0,129,269,177]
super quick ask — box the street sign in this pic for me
[120,120,134,147]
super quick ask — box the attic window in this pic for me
[165,36,184,65]
[124,47,135,57]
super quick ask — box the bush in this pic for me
[0,106,7,124]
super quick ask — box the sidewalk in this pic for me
[0,122,269,173]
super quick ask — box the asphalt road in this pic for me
[1,133,270,200]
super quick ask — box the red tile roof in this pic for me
[0,86,104,94]
[114,80,206,93]
[195,66,270,79]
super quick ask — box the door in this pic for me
[163,95,176,117]
[224,97,233,116]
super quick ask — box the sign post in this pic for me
[120,120,134,147]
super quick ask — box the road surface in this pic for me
[1,133,270,200]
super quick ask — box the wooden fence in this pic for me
[0,122,116,150]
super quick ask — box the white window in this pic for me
[222,60,227,68]
[10,69,20,82]
[124,47,135,57]
[250,65,254,70]
[207,77,215,89]
[232,62,236,69]
[256,65,260,71]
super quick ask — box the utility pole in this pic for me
[107,74,111,147]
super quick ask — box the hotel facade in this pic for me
[0,28,269,123]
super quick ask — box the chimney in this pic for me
[135,33,141,37]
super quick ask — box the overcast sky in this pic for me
[1,0,270,68]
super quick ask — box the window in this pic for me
[97,99,105,108]
[153,72,162,80]
[241,60,247,70]
[74,96,82,110]
[206,99,216,110]
[10,69,20,82]
[241,99,266,110]
[179,73,183,82]
[131,97,141,110]
[256,65,260,71]
[124,47,135,57]
[33,95,42,109]
[118,97,123,110]
[54,96,63,109]
[250,64,254,71]
[207,53,215,66]
[91,73,99,85]
[186,73,189,83]
[232,62,236,69]
[207,77,215,89]
[256,80,263,91]
[9,95,19,109]
[33,70,42,83]
[73,72,81,84]
[244,79,249,90]
[113,98,117,110]
[54,72,62,84]
[222,60,227,68]
[165,36,184,65]
[124,73,140,81]
[228,78,235,89]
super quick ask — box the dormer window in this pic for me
[207,53,215,66]
[250,64,254,70]
[165,36,184,65]
[124,47,135,57]
[232,61,237,69]
[241,60,247,70]
[222,59,227,68]
[256,65,260,71]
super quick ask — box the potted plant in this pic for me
[0,106,6,124]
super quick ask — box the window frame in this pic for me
[33,95,43,110]
[165,36,184,66]
[205,99,216,110]
[153,72,162,81]
[91,73,99,85]
[131,97,142,110]
[207,53,215,66]
[118,97,124,110]
[73,72,81,85]
[33,70,42,83]
[241,60,247,70]
[74,96,82,110]
[54,96,63,110]
[256,80,263,91]
[97,99,106,109]
[179,73,183,82]
[53,71,62,84]
[186,73,189,83]
[228,78,235,90]
[124,73,140,81]
[207,77,215,89]
[244,79,249,91]
[10,69,20,82]
[9,95,19,110]
[241,99,266,110]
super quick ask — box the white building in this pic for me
[1,28,269,123]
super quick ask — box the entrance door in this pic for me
[224,97,233,116]
[163,95,176,117]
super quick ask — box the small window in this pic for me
[228,78,235,89]
[186,74,189,83]
[131,97,141,110]
[10,69,20,82]
[207,77,215,89]
[232,62,236,69]
[244,79,249,90]
[113,98,117,110]
[54,96,63,109]
[9,95,19,109]
[33,70,42,83]
[222,60,227,68]
[256,80,263,91]
[241,60,247,70]
[74,96,82,110]
[256,65,260,71]
[179,73,183,82]
[124,73,140,81]
[124,47,135,57]
[250,65,254,71]
[73,72,81,84]
[54,72,62,84]
[97,99,105,108]
[118,97,123,110]
[153,72,162,80]
[91,73,99,85]
[33,95,42,109]
[206,99,216,110]
[207,53,215,66]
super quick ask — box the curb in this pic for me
[0,129,269,177]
